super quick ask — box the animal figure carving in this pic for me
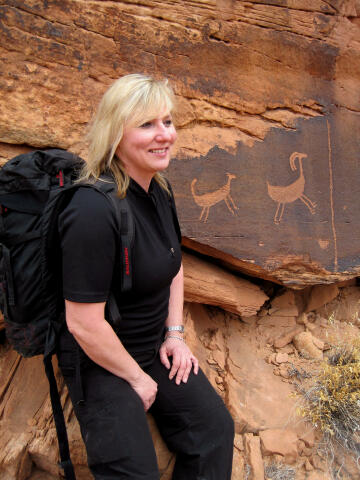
[191,173,238,223]
[267,152,316,224]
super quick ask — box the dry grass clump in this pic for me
[265,462,295,479]
[287,363,312,380]
[298,341,360,473]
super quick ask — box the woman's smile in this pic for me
[149,148,168,154]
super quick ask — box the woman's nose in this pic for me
[155,125,173,141]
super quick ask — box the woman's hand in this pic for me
[129,371,158,412]
[159,337,199,385]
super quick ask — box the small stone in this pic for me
[312,337,325,350]
[207,355,217,365]
[273,326,303,348]
[302,447,313,457]
[297,439,306,454]
[297,313,308,325]
[234,433,244,451]
[268,353,277,364]
[299,428,316,448]
[306,284,339,312]
[212,349,226,368]
[276,344,295,354]
[278,364,290,379]
[275,352,289,364]
[293,332,323,359]
[244,433,265,480]
[260,428,299,464]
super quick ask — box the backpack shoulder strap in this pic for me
[106,192,134,294]
[78,179,134,328]
[90,179,135,293]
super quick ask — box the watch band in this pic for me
[165,325,184,333]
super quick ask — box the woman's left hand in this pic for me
[159,337,199,385]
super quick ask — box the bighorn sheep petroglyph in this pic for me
[191,173,238,223]
[267,152,316,224]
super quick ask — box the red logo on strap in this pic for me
[56,170,64,187]
[124,247,130,276]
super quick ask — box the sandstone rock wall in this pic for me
[0,0,359,286]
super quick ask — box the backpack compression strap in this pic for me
[0,231,42,307]
[44,354,76,480]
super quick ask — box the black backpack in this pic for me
[0,149,134,480]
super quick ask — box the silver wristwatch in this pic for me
[165,325,184,333]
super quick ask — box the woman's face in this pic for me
[116,111,177,188]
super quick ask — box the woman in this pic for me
[57,73,234,479]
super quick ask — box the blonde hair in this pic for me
[79,73,175,196]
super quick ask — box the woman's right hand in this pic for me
[65,301,158,411]
[129,371,158,411]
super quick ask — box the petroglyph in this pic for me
[267,152,316,224]
[318,239,330,250]
[191,173,238,223]
[327,119,338,272]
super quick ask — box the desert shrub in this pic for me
[265,462,295,480]
[298,341,360,474]
[287,363,312,380]
[244,463,251,480]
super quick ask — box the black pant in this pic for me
[58,347,234,480]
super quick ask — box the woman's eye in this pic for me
[164,119,173,127]
[140,121,152,128]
